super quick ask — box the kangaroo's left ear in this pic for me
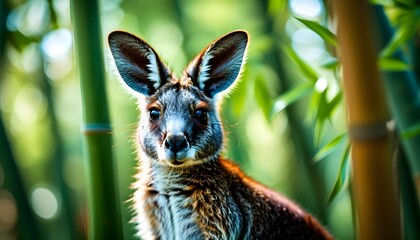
[185,30,249,97]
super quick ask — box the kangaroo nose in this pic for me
[164,132,188,153]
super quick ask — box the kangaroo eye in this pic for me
[194,109,208,124]
[149,109,160,121]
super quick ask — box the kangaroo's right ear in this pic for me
[108,31,171,96]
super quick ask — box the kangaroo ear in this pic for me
[108,31,171,96]
[185,30,249,97]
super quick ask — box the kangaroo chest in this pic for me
[135,171,245,240]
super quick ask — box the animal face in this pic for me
[108,30,248,167]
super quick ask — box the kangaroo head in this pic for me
[108,30,248,167]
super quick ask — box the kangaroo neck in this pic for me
[146,157,223,195]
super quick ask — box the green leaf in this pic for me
[324,92,343,117]
[402,122,420,140]
[271,82,314,117]
[394,0,416,8]
[295,17,337,46]
[327,143,351,205]
[380,14,420,58]
[369,0,394,6]
[283,46,319,82]
[378,57,411,71]
[312,91,343,145]
[321,58,340,70]
[313,133,348,162]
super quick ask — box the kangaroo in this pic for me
[108,30,333,240]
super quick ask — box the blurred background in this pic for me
[1,0,417,239]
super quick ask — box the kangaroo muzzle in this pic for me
[163,132,190,165]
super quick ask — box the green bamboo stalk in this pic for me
[70,0,123,239]
[372,6,420,238]
[0,0,7,62]
[373,5,420,205]
[398,148,420,240]
[412,37,420,85]
[336,1,400,239]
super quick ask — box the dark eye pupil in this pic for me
[194,109,207,123]
[150,109,160,120]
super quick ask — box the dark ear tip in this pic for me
[108,31,123,44]
[232,30,249,37]
[108,31,138,44]
[220,30,249,46]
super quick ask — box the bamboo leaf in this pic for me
[283,46,319,82]
[394,0,416,8]
[369,0,394,6]
[325,92,343,116]
[312,91,343,145]
[321,58,339,70]
[295,17,337,46]
[313,133,348,162]
[402,122,420,140]
[271,82,314,117]
[380,14,420,57]
[327,143,351,204]
[378,57,411,71]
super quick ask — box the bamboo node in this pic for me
[81,123,112,135]
[349,121,390,141]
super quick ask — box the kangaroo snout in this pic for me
[164,132,189,153]
[162,132,191,165]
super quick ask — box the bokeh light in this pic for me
[289,0,323,18]
[6,0,50,36]
[41,28,73,61]
[30,187,59,220]
[0,190,18,232]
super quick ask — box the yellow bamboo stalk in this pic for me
[335,1,401,239]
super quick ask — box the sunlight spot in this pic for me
[273,100,287,113]
[315,77,328,92]
[31,187,59,220]
[41,28,73,61]
[289,0,323,18]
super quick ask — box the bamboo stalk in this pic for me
[372,5,420,206]
[70,0,123,239]
[335,1,401,239]
[372,6,420,239]
[398,148,420,240]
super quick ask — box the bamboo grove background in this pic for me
[0,0,419,239]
